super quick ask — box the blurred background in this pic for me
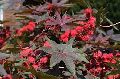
[22,0,120,23]
[22,0,120,29]
[1,0,120,32]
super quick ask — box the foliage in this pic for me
[0,0,119,79]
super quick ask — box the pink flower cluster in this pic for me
[17,21,36,36]
[107,74,120,79]
[60,8,96,42]
[60,30,70,42]
[86,50,118,77]
[20,47,48,70]
[2,74,12,79]
[93,50,116,63]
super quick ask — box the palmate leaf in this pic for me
[45,11,74,31]
[45,36,57,48]
[0,65,7,76]
[35,4,48,13]
[41,38,88,76]
[95,34,109,44]
[111,34,120,41]
[45,11,86,31]
[39,47,54,54]
[50,52,62,68]
[35,0,73,13]
[66,37,74,46]
[63,56,76,75]
[27,13,49,23]
[96,27,106,35]
[0,53,10,60]
[107,29,114,35]
[107,29,120,41]
[1,0,25,10]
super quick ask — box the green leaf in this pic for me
[104,17,119,30]
[78,53,89,63]
[50,52,61,68]
[67,37,75,46]
[96,7,105,27]
[0,65,7,76]
[63,71,72,76]
[39,47,53,54]
[0,53,10,60]
[96,27,106,35]
[45,37,58,51]
[63,57,76,75]
[41,38,88,76]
